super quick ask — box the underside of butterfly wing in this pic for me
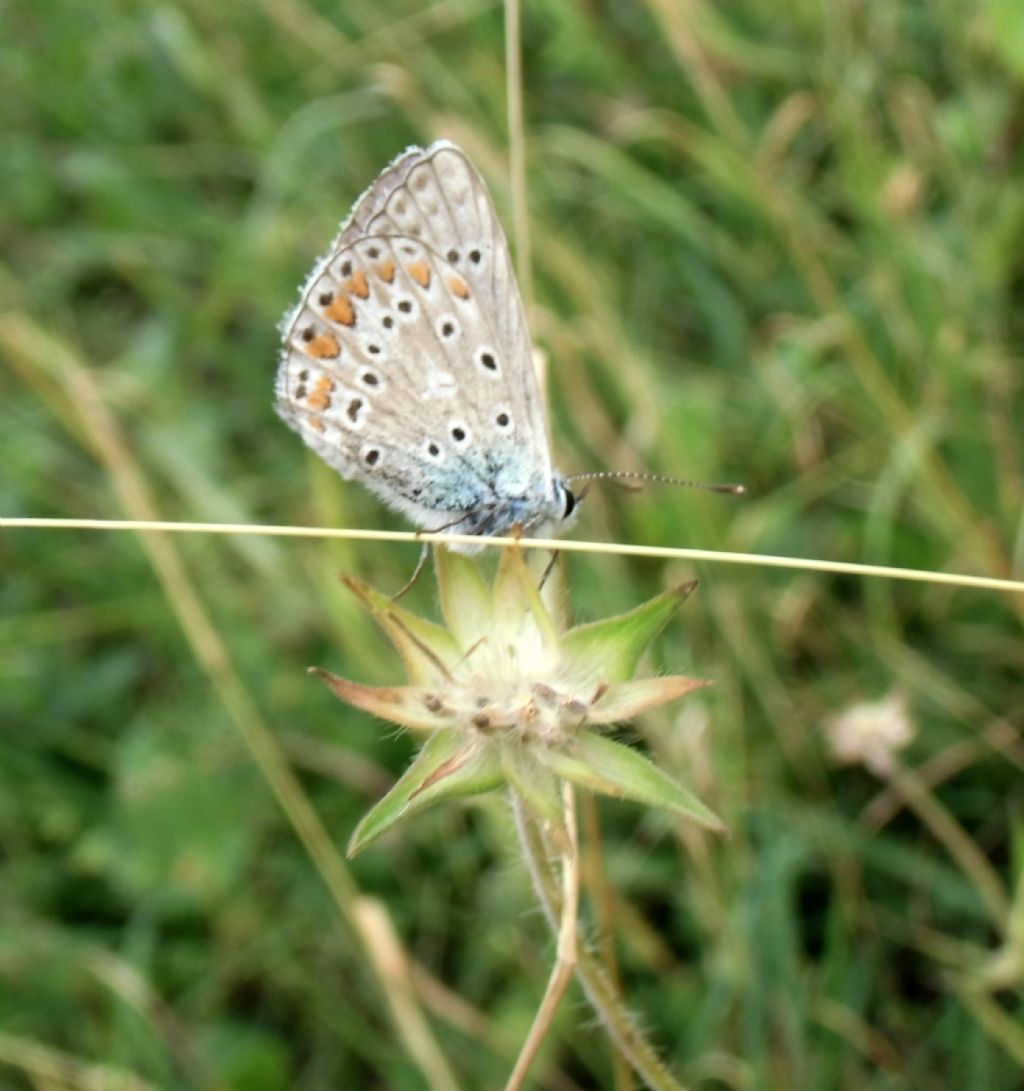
[276,142,569,540]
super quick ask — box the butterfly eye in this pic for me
[562,488,577,518]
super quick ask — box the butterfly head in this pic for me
[519,474,579,542]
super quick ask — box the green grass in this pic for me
[3,0,1024,1088]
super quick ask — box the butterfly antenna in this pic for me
[565,470,746,496]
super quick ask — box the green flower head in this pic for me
[313,547,723,856]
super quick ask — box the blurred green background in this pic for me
[3,1,1024,1088]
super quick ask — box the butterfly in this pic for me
[275,140,578,550]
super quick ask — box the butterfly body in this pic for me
[276,141,576,549]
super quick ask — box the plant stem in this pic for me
[505,784,579,1091]
[511,793,689,1091]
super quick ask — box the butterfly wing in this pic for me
[338,143,544,447]
[276,142,559,532]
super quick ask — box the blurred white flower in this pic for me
[824,691,915,776]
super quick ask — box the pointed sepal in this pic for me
[536,733,725,833]
[492,544,561,657]
[342,575,460,685]
[347,732,504,857]
[310,668,453,731]
[587,676,712,726]
[561,582,697,685]
[434,546,493,649]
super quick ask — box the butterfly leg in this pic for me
[391,543,430,602]
[538,549,559,592]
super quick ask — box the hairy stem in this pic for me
[511,792,689,1091]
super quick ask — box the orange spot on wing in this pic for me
[308,417,325,433]
[448,275,470,299]
[376,258,395,283]
[344,269,370,299]
[325,296,355,326]
[407,260,431,288]
[307,375,335,411]
[306,334,340,359]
